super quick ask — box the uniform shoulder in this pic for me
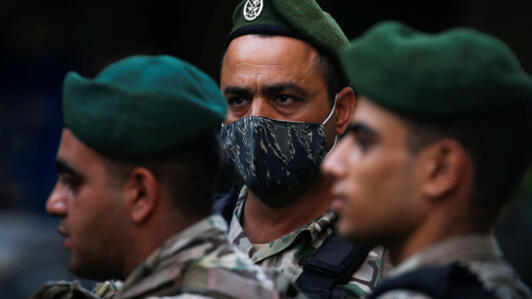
[464,260,532,299]
[143,293,213,299]
[371,289,433,299]
[193,240,258,272]
[179,264,302,299]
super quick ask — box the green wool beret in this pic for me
[63,55,227,157]
[227,0,349,68]
[340,21,532,119]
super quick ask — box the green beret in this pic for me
[62,55,227,157]
[340,21,532,119]
[227,0,348,69]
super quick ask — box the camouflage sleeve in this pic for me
[373,289,433,299]
[31,280,101,299]
[93,280,123,298]
[178,265,306,299]
[145,294,213,298]
[337,246,393,298]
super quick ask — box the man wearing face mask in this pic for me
[32,55,303,299]
[216,0,391,297]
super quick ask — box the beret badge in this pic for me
[243,0,263,21]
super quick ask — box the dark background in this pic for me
[1,0,531,295]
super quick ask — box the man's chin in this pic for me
[69,260,115,282]
[336,221,377,246]
[68,260,89,279]
[336,220,355,240]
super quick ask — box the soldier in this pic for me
[216,0,390,297]
[33,55,301,299]
[323,21,532,298]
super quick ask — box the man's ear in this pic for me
[123,167,159,224]
[334,86,355,135]
[420,139,469,200]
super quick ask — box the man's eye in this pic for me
[59,175,81,189]
[355,136,373,151]
[228,97,248,106]
[275,95,296,104]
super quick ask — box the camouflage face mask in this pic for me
[220,98,337,198]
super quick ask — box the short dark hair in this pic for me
[102,130,222,218]
[314,49,347,106]
[402,112,532,227]
[220,34,348,107]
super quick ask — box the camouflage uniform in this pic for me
[115,215,304,299]
[229,187,392,298]
[373,235,531,299]
[41,215,301,299]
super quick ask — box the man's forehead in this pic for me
[351,98,409,136]
[57,128,101,164]
[222,35,324,90]
[58,129,80,153]
[224,35,318,69]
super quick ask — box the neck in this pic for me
[242,176,333,244]
[121,211,202,279]
[387,195,489,266]
[121,245,156,280]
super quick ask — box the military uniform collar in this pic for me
[155,215,228,261]
[228,186,338,263]
[390,234,501,279]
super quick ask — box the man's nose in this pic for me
[321,137,350,179]
[249,97,277,118]
[46,184,67,217]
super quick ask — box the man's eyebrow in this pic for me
[54,159,82,178]
[224,86,252,95]
[345,122,377,136]
[262,83,310,97]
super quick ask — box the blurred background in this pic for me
[1,0,531,297]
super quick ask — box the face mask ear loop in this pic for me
[322,94,338,126]
[326,135,338,157]
[323,94,338,157]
